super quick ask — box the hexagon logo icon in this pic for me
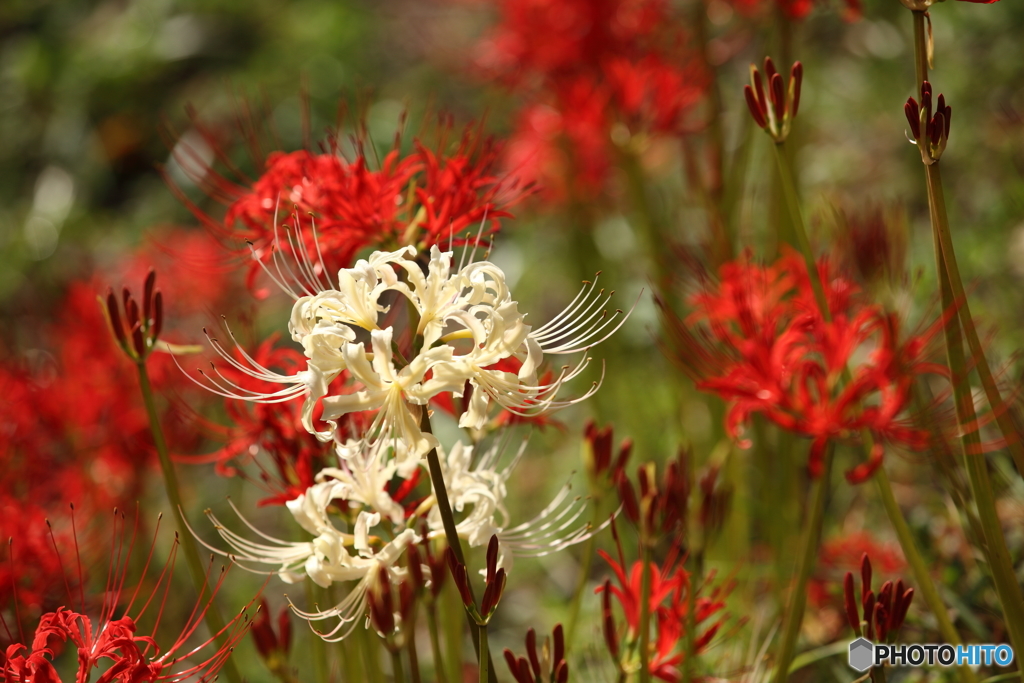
[848,638,875,672]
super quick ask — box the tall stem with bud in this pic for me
[101,272,242,683]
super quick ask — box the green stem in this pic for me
[419,410,497,683]
[391,647,407,683]
[925,164,1024,676]
[426,604,449,683]
[134,362,242,683]
[925,164,1024,476]
[638,545,653,683]
[873,467,979,683]
[912,11,928,87]
[408,611,423,683]
[770,449,831,683]
[771,141,828,318]
[478,624,489,683]
[304,581,330,683]
[360,626,384,683]
[564,532,596,646]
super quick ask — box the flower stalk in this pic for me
[637,545,653,683]
[770,446,831,683]
[106,273,242,683]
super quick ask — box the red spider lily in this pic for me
[0,232,240,615]
[0,512,258,683]
[659,249,947,483]
[475,0,707,198]
[596,541,729,682]
[170,114,526,294]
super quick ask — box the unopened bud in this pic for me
[843,572,861,636]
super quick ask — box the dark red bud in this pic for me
[943,106,951,139]
[277,606,291,655]
[601,580,619,658]
[106,289,128,348]
[446,548,474,608]
[843,572,861,636]
[905,99,921,140]
[896,588,914,630]
[122,287,132,311]
[408,544,424,590]
[503,650,522,683]
[526,629,542,678]
[251,600,277,658]
[874,601,889,642]
[937,93,945,114]
[771,73,786,125]
[744,85,768,129]
[878,580,894,612]
[152,291,163,341]
[614,439,633,476]
[860,553,872,603]
[921,81,933,121]
[764,56,778,84]
[618,477,639,523]
[486,535,499,584]
[555,660,569,683]
[863,592,876,640]
[931,112,945,147]
[143,269,156,323]
[790,62,803,118]
[752,68,768,118]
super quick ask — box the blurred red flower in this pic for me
[660,250,945,483]
[475,0,707,199]
[172,118,527,295]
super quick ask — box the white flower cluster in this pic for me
[192,237,627,642]
[200,244,627,459]
[199,439,599,641]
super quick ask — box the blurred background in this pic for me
[4,0,1024,680]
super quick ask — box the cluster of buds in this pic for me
[447,535,507,625]
[407,536,448,604]
[367,566,416,652]
[744,57,803,143]
[102,269,163,361]
[905,81,952,165]
[251,599,293,677]
[843,553,915,643]
[503,625,568,683]
[618,450,730,545]
[583,421,633,489]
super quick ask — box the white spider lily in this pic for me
[431,440,606,571]
[194,227,633,448]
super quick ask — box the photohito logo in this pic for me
[848,640,1015,670]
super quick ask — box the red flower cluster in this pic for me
[597,544,728,682]
[661,250,944,483]
[476,0,707,198]
[176,120,525,295]
[0,230,240,614]
[1,513,256,683]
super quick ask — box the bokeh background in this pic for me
[4,0,1024,680]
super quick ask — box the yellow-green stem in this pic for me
[304,582,330,683]
[391,647,407,683]
[478,624,489,683]
[134,362,242,683]
[925,164,1024,675]
[770,449,831,683]
[770,141,828,318]
[359,625,384,682]
[638,545,653,683]
[408,609,423,683]
[912,11,928,87]
[925,164,1024,476]
[565,531,596,646]
[420,410,497,683]
[873,467,978,683]
[426,604,450,683]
